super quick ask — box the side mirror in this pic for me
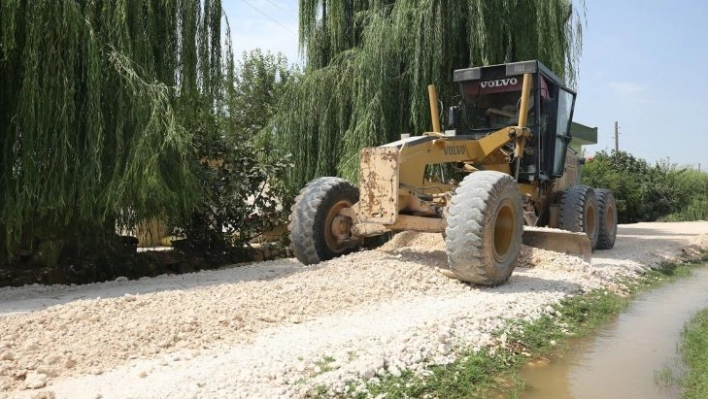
[446,106,460,129]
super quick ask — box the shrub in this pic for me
[583,151,706,223]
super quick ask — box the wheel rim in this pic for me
[324,200,353,253]
[586,202,597,238]
[493,198,517,262]
[606,201,616,235]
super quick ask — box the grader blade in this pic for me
[522,226,592,262]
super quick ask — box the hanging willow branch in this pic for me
[0,0,226,256]
[278,0,585,189]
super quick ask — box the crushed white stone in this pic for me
[23,372,48,389]
[0,222,706,399]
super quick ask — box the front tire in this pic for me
[595,188,617,249]
[445,171,524,286]
[288,177,361,265]
[559,185,600,250]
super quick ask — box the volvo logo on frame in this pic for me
[479,77,518,88]
[444,146,466,156]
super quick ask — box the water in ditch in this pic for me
[520,266,708,399]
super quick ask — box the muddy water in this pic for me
[521,267,708,399]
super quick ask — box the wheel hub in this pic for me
[330,215,351,240]
[324,201,354,251]
[493,199,516,262]
[606,203,616,233]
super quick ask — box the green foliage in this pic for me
[667,198,708,222]
[0,0,228,261]
[582,150,707,223]
[279,0,585,190]
[232,50,295,138]
[176,134,293,257]
[664,169,708,221]
[0,1,296,266]
[176,50,296,255]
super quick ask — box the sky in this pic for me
[224,0,707,169]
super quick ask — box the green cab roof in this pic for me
[571,121,598,145]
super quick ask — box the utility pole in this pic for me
[614,121,619,153]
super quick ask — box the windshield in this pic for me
[459,75,546,130]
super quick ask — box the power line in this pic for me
[262,0,298,22]
[242,0,297,35]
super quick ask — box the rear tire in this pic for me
[595,189,617,249]
[559,185,600,250]
[288,177,361,265]
[445,171,523,286]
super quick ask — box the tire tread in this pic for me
[595,188,617,250]
[559,185,600,250]
[288,177,359,265]
[445,171,523,286]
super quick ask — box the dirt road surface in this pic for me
[1,222,707,399]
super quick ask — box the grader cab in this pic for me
[289,60,617,286]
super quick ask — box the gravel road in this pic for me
[1,222,707,399]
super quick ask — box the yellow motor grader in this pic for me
[288,60,617,286]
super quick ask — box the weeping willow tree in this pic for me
[277,0,585,189]
[0,0,228,263]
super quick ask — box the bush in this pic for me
[173,50,296,261]
[582,151,707,223]
[174,132,292,261]
[665,169,708,221]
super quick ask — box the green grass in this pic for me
[652,262,695,281]
[666,198,708,222]
[306,259,704,398]
[680,308,708,398]
[352,350,521,399]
